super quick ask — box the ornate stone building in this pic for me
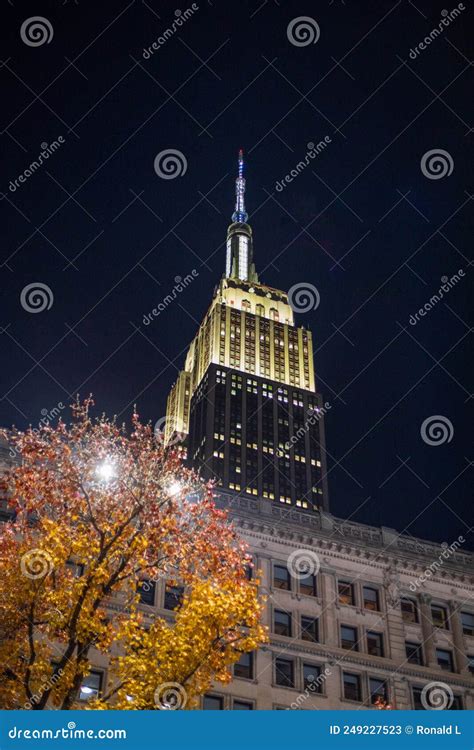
[163,152,474,710]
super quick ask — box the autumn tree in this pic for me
[0,399,266,710]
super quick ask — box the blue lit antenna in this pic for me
[232,148,248,223]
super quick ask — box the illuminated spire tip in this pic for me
[232,148,248,223]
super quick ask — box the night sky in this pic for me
[1,0,472,548]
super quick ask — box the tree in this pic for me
[0,399,266,710]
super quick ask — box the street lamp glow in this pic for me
[96,461,115,482]
[166,481,182,497]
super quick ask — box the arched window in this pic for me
[269,307,279,321]
[241,299,251,312]
[255,303,265,317]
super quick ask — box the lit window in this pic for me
[431,604,449,629]
[78,671,102,701]
[400,598,418,623]
[363,586,379,611]
[338,581,355,606]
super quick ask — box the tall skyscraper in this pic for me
[166,151,329,511]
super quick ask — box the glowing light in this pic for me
[96,461,115,482]
[166,481,182,497]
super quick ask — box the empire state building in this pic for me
[165,150,329,512]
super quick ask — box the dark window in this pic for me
[234,652,253,680]
[164,584,183,611]
[78,671,102,701]
[338,581,355,606]
[303,664,322,692]
[369,678,388,705]
[66,560,84,577]
[363,586,379,611]
[273,564,291,590]
[400,598,418,623]
[274,610,292,637]
[300,573,317,596]
[233,700,253,710]
[412,687,425,710]
[468,655,474,675]
[341,625,358,651]
[137,579,155,605]
[432,605,449,629]
[461,612,474,636]
[417,684,463,710]
[301,616,318,642]
[203,695,223,710]
[436,648,454,671]
[405,642,423,666]
[367,631,384,657]
[343,673,361,702]
[275,658,294,687]
[244,562,253,580]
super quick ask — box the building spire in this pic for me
[232,148,248,224]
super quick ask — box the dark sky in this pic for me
[1,0,472,548]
